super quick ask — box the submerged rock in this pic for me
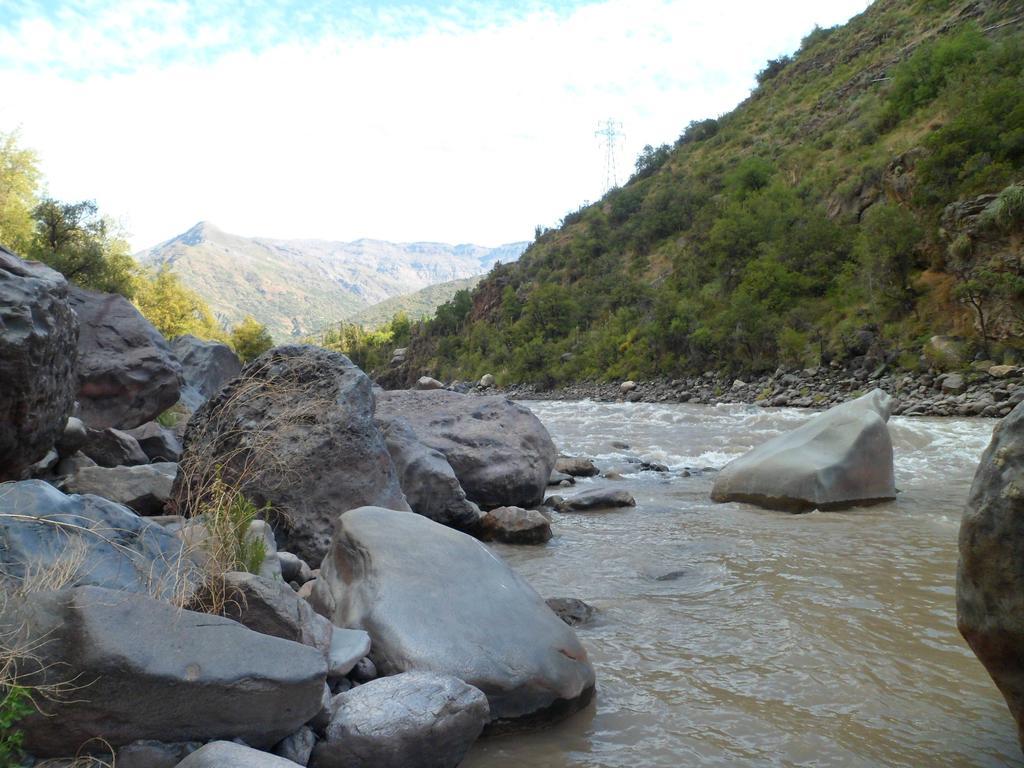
[310,507,595,727]
[555,456,600,477]
[310,672,489,768]
[173,345,409,564]
[69,285,183,429]
[958,401,1024,750]
[546,597,596,627]
[0,247,78,481]
[710,389,896,512]
[554,487,636,512]
[376,390,557,510]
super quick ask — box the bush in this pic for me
[0,684,30,765]
[134,267,225,341]
[230,317,274,362]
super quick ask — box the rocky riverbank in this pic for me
[484,364,1024,419]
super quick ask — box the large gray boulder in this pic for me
[173,346,409,564]
[176,742,300,768]
[379,417,481,530]
[171,334,242,412]
[62,462,177,515]
[70,285,183,429]
[310,507,595,727]
[310,672,489,768]
[0,247,78,481]
[0,479,197,599]
[710,389,896,511]
[958,401,1024,750]
[5,586,326,755]
[375,390,557,510]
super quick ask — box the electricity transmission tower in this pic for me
[595,118,624,191]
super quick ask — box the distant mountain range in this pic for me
[137,222,527,339]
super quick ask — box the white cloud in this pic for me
[0,0,871,250]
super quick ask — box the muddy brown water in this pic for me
[462,400,1018,768]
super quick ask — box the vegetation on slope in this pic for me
[349,0,1024,387]
[345,275,482,329]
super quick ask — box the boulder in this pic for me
[327,627,372,679]
[55,450,96,477]
[309,672,489,768]
[273,726,317,765]
[479,373,495,388]
[924,335,967,370]
[710,389,896,512]
[941,372,966,394]
[125,421,183,462]
[554,488,636,512]
[81,426,150,467]
[175,741,302,767]
[378,417,481,530]
[619,380,637,394]
[0,247,78,481]
[62,462,177,515]
[310,507,595,727]
[555,456,600,477]
[958,401,1024,749]
[479,506,552,544]
[548,470,574,486]
[375,390,557,510]
[173,346,409,564]
[115,740,200,768]
[5,586,326,755]
[55,416,88,456]
[0,480,198,600]
[989,365,1019,379]
[69,285,183,429]
[414,375,445,390]
[171,334,243,412]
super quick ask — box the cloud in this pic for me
[0,0,871,250]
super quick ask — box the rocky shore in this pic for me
[486,364,1024,419]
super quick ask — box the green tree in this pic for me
[0,130,40,253]
[854,203,923,317]
[28,198,137,296]
[230,316,274,362]
[133,267,225,340]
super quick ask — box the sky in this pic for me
[0,0,872,251]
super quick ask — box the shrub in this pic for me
[230,316,274,362]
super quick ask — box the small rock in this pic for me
[989,365,1018,379]
[55,416,88,456]
[620,381,637,394]
[549,470,574,485]
[81,426,149,467]
[327,628,372,680]
[479,373,495,388]
[62,462,177,515]
[555,488,636,512]
[175,741,300,767]
[545,597,596,627]
[350,656,378,683]
[273,726,316,766]
[414,376,445,390]
[479,506,552,545]
[555,456,600,477]
[942,373,966,394]
[115,740,201,768]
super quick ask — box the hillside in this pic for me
[137,222,526,339]
[371,0,1024,387]
[346,275,482,328]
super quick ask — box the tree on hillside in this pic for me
[231,316,274,362]
[0,131,40,253]
[28,198,137,296]
[133,267,225,341]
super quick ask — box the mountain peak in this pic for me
[178,221,223,246]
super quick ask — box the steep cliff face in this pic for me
[138,222,527,339]
[392,0,1024,385]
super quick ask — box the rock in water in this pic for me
[0,247,78,481]
[4,586,326,755]
[958,401,1024,750]
[0,479,197,599]
[310,507,595,727]
[173,345,409,564]
[310,672,489,768]
[69,285,183,429]
[375,390,557,510]
[379,416,481,530]
[710,389,896,511]
[479,506,552,544]
[554,488,636,512]
[171,334,242,412]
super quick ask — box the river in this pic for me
[462,400,1019,768]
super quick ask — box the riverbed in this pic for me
[463,400,1018,768]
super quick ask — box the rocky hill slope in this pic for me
[137,222,526,339]
[383,0,1024,387]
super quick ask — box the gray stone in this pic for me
[350,656,377,683]
[958,401,1024,750]
[479,373,495,388]
[220,571,335,655]
[309,672,489,768]
[278,551,313,584]
[376,390,556,510]
[81,426,149,467]
[555,456,600,477]
[125,421,183,462]
[171,334,243,412]
[174,345,409,564]
[0,247,78,481]
[55,450,97,477]
[989,365,1018,379]
[711,389,896,512]
[379,417,481,530]
[175,741,301,767]
[310,507,595,726]
[619,380,637,393]
[546,597,596,627]
[942,373,966,394]
[414,375,445,390]
[62,462,177,515]
[55,416,88,456]
[69,285,183,429]
[0,479,198,599]
[548,470,574,486]
[6,586,326,755]
[273,726,316,766]
[327,627,372,680]
[29,448,59,477]
[116,740,201,768]
[479,506,552,544]
[554,488,636,512]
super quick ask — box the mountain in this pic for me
[346,275,482,329]
[375,0,1024,386]
[137,222,527,339]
